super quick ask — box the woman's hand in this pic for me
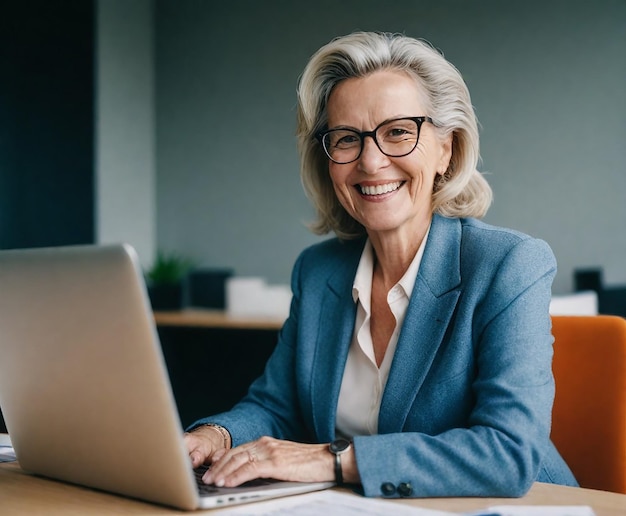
[184,425,229,469]
[200,436,356,487]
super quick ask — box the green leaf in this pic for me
[146,251,194,285]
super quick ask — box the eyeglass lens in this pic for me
[322,118,421,164]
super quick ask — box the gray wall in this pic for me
[151,0,625,294]
[96,0,156,268]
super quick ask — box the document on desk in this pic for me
[0,434,15,463]
[477,507,595,516]
[215,490,597,516]
[216,489,456,515]
[0,445,16,463]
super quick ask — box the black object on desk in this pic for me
[574,268,626,317]
[188,268,234,309]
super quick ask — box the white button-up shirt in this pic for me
[335,228,430,439]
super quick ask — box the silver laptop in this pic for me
[0,244,333,510]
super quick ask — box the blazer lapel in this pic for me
[310,239,364,442]
[379,215,463,433]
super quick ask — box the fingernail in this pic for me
[215,478,225,487]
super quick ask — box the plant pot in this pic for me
[148,283,184,310]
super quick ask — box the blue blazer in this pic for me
[196,214,578,497]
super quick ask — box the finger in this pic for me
[202,446,248,484]
[184,433,211,468]
[203,445,262,486]
[211,448,227,463]
[214,455,264,487]
[188,445,205,468]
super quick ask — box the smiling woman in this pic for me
[184,31,578,499]
[322,71,450,252]
[297,32,492,243]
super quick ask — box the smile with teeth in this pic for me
[358,181,404,196]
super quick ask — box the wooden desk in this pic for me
[154,309,285,331]
[2,461,625,515]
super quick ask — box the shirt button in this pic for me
[380,482,396,496]
[398,482,413,497]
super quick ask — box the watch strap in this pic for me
[329,439,351,485]
[334,451,344,485]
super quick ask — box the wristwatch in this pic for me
[329,439,352,485]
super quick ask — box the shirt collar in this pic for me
[352,224,432,305]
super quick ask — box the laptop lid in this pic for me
[0,244,332,510]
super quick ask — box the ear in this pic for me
[437,132,453,175]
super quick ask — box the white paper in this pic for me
[0,445,16,462]
[481,506,596,516]
[215,490,457,515]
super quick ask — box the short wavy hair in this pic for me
[296,31,493,239]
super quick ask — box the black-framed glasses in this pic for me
[316,116,434,164]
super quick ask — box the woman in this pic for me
[185,31,577,498]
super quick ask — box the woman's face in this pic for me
[326,70,452,241]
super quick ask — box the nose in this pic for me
[357,135,389,173]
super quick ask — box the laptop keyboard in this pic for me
[193,466,218,494]
[193,465,278,495]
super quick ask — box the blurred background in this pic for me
[1,0,625,295]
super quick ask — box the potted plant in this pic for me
[146,251,194,310]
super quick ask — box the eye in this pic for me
[380,121,418,142]
[330,131,360,149]
[388,127,410,138]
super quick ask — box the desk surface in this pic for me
[2,461,625,515]
[154,309,284,330]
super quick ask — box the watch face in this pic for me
[330,439,351,454]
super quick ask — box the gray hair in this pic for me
[296,31,493,239]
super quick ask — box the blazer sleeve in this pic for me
[187,251,312,445]
[354,236,559,497]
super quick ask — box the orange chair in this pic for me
[551,315,626,493]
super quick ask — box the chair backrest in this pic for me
[551,315,626,493]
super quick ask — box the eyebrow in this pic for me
[327,115,416,131]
